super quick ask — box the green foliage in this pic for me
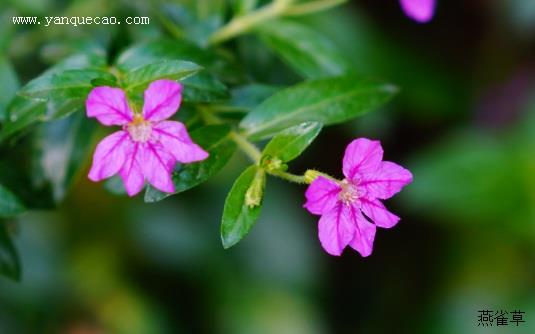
[20,69,116,100]
[31,112,97,202]
[262,122,322,163]
[123,60,202,92]
[0,97,46,141]
[181,72,230,102]
[228,84,280,112]
[232,0,258,15]
[0,185,25,219]
[0,222,21,281]
[145,125,236,202]
[0,57,19,121]
[1,49,108,141]
[405,114,535,238]
[256,20,350,78]
[221,166,265,249]
[1,1,534,333]
[0,0,399,276]
[115,39,220,72]
[240,76,397,140]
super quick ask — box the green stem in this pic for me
[197,107,327,186]
[284,0,347,16]
[208,0,346,45]
[230,131,262,163]
[304,169,339,184]
[268,170,307,184]
[198,106,221,125]
[199,106,262,163]
[208,0,290,45]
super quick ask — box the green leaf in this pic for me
[181,72,229,102]
[144,125,236,202]
[240,76,398,140]
[31,112,97,202]
[42,50,107,75]
[0,97,45,142]
[123,60,202,92]
[0,223,21,281]
[0,96,86,142]
[256,20,350,79]
[160,3,224,46]
[90,76,118,87]
[19,69,115,100]
[116,39,218,72]
[0,185,25,218]
[0,50,107,140]
[44,98,86,120]
[0,57,19,122]
[262,122,322,163]
[228,84,280,112]
[221,166,265,249]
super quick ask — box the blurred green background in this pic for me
[1,0,535,333]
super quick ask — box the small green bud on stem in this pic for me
[245,168,266,208]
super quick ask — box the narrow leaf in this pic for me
[181,72,229,102]
[221,166,265,249]
[240,76,398,140]
[19,69,115,100]
[0,57,20,122]
[257,20,350,79]
[115,39,218,72]
[123,60,202,92]
[262,122,322,163]
[0,96,86,142]
[0,97,44,142]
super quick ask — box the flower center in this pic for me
[338,179,359,205]
[127,114,152,143]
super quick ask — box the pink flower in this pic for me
[86,79,209,196]
[304,138,413,257]
[399,0,435,23]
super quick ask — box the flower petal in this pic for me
[304,176,341,215]
[86,87,133,126]
[349,207,376,257]
[399,0,435,23]
[153,121,209,163]
[142,79,183,122]
[318,203,355,256]
[88,131,129,181]
[139,142,175,193]
[361,199,400,229]
[120,143,145,196]
[342,138,383,181]
[359,161,413,200]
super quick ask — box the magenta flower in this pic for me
[86,79,209,196]
[304,138,413,257]
[399,0,435,23]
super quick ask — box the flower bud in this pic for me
[261,155,285,172]
[245,169,266,208]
